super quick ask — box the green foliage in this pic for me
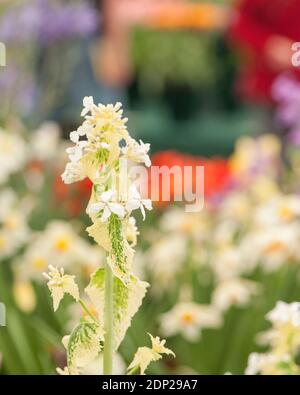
[132,28,218,95]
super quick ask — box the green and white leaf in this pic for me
[64,318,104,375]
[106,214,136,285]
[85,268,149,350]
[86,222,111,252]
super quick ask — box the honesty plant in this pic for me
[44,98,174,374]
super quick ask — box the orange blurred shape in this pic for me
[27,159,45,172]
[147,150,231,206]
[146,3,229,30]
[53,173,92,217]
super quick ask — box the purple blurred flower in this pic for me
[0,3,40,42]
[0,0,98,44]
[0,66,36,115]
[38,0,99,43]
[272,74,300,128]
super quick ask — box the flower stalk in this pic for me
[43,98,173,375]
[103,263,114,374]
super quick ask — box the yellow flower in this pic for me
[13,280,36,313]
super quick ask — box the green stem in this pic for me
[103,263,114,375]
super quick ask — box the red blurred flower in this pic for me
[147,150,232,206]
[53,171,92,217]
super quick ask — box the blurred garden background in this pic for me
[2,0,300,375]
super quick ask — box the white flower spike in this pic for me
[52,98,157,375]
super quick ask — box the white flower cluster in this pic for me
[134,137,300,344]
[62,98,150,182]
[246,301,300,375]
[15,220,105,283]
[62,97,152,223]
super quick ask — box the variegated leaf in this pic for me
[66,318,104,374]
[85,268,149,350]
[86,222,111,252]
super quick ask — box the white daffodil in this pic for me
[265,302,300,354]
[0,189,30,260]
[0,129,27,184]
[254,195,300,228]
[43,265,79,311]
[267,301,300,328]
[128,333,174,375]
[245,352,292,375]
[241,224,300,273]
[16,220,105,283]
[147,235,187,293]
[159,207,210,242]
[219,191,252,223]
[31,122,60,161]
[212,246,245,281]
[160,302,222,341]
[126,185,152,220]
[88,189,125,222]
[122,138,151,167]
[253,302,300,363]
[212,279,258,311]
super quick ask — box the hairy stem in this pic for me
[103,263,114,374]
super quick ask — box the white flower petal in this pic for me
[101,206,111,222]
[109,203,125,219]
[101,190,115,203]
